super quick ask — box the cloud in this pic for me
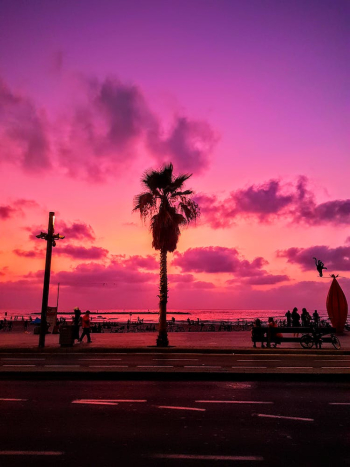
[197,176,350,228]
[0,78,51,172]
[173,246,268,276]
[0,205,16,220]
[58,76,218,179]
[55,220,96,241]
[147,116,218,174]
[0,198,39,221]
[54,261,156,287]
[56,245,108,260]
[239,274,290,285]
[277,244,350,272]
[121,255,158,270]
[13,248,43,258]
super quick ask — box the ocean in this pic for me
[0,308,330,324]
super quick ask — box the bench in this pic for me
[252,326,336,348]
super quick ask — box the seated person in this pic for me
[268,317,283,347]
[251,319,265,348]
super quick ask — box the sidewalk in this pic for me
[1,330,349,353]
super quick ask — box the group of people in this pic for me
[252,308,322,348]
[72,308,92,343]
[285,308,320,328]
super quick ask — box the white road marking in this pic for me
[0,451,64,456]
[78,358,122,361]
[72,401,118,406]
[329,403,350,405]
[151,454,263,461]
[157,406,206,412]
[2,365,36,367]
[184,365,222,368]
[318,359,350,361]
[0,398,28,401]
[322,367,350,369]
[137,365,173,368]
[237,360,281,362]
[44,365,80,367]
[231,366,267,369]
[196,400,273,404]
[153,358,199,361]
[73,399,146,403]
[276,367,313,369]
[1,357,46,362]
[89,365,129,368]
[257,414,314,422]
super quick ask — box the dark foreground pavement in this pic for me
[0,380,349,467]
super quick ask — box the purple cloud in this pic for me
[56,245,108,260]
[148,117,218,174]
[56,221,96,241]
[197,176,350,228]
[277,245,350,271]
[54,262,156,287]
[121,255,158,270]
[240,274,290,285]
[0,79,51,172]
[173,247,268,276]
[0,205,16,220]
[13,248,42,258]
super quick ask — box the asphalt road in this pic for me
[0,380,349,466]
[1,351,350,375]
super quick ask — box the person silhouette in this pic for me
[313,257,327,277]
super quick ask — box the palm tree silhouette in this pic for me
[133,163,200,346]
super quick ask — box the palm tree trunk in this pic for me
[157,247,169,347]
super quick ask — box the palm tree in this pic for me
[133,163,200,346]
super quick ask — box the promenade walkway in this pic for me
[1,329,349,352]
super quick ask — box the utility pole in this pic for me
[36,212,65,348]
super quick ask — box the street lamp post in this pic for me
[36,212,65,348]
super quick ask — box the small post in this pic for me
[36,212,65,348]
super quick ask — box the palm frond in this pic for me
[179,199,200,222]
[168,174,192,192]
[133,192,156,218]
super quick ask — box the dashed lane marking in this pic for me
[2,365,36,367]
[322,367,350,369]
[237,360,281,362]
[276,367,313,369]
[0,451,64,456]
[89,365,128,368]
[44,365,80,367]
[0,398,28,401]
[78,358,122,361]
[137,365,173,368]
[1,357,46,362]
[231,366,267,369]
[150,454,263,461]
[329,403,350,405]
[72,399,146,403]
[153,358,199,361]
[256,414,314,422]
[196,400,273,404]
[157,406,206,412]
[72,401,118,406]
[184,365,222,368]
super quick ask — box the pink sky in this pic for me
[0,0,349,312]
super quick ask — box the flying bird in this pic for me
[313,257,327,277]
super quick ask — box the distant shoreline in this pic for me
[32,311,190,315]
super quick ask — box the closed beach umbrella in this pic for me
[326,276,348,333]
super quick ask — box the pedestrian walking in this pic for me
[79,310,92,343]
[73,307,81,342]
